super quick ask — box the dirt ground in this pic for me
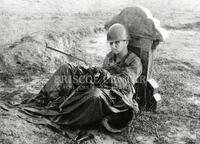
[0,0,200,144]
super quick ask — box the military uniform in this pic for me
[22,50,142,131]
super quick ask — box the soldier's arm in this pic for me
[101,55,142,91]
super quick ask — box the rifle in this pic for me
[45,42,90,66]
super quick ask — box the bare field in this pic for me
[0,0,200,144]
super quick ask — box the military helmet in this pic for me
[107,23,130,42]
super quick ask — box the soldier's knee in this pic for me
[60,64,73,71]
[56,64,73,75]
[60,64,72,70]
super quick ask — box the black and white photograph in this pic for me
[0,0,199,143]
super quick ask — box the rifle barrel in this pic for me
[45,42,89,66]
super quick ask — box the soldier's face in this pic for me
[109,40,128,54]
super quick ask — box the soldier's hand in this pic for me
[93,69,111,87]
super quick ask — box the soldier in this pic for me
[22,23,142,133]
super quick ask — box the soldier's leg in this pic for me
[22,64,75,105]
[40,64,74,99]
